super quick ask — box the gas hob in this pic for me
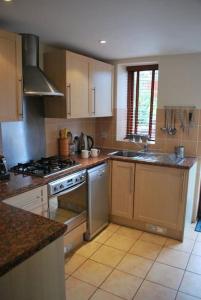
[10,156,80,178]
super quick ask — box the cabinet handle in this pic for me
[92,88,96,115]
[18,78,23,119]
[130,168,134,193]
[67,84,71,116]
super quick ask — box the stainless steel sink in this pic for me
[108,150,183,165]
[109,151,140,158]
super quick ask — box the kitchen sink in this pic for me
[109,151,140,157]
[108,150,183,165]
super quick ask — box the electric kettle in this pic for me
[78,132,94,152]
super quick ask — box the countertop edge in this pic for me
[0,203,67,277]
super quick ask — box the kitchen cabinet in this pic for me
[0,30,23,121]
[111,160,135,219]
[89,59,113,117]
[134,164,186,231]
[67,51,89,118]
[3,186,48,217]
[44,49,113,118]
[110,159,197,240]
[0,237,66,300]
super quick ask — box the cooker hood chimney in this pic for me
[21,34,63,97]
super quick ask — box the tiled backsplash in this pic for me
[95,108,201,157]
[45,118,96,156]
[23,108,201,158]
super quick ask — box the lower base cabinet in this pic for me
[0,237,66,300]
[110,159,196,240]
[3,186,48,217]
[134,164,186,231]
[111,160,135,219]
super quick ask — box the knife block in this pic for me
[58,138,70,156]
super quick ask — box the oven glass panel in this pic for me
[49,182,87,225]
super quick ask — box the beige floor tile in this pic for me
[156,248,189,269]
[129,240,161,260]
[105,233,136,251]
[91,245,125,267]
[75,241,101,258]
[73,259,112,287]
[184,228,198,241]
[140,232,167,246]
[147,262,184,290]
[165,238,195,253]
[101,269,143,300]
[106,223,120,233]
[187,254,201,274]
[91,289,123,300]
[93,229,114,244]
[117,253,153,278]
[65,276,96,300]
[180,271,201,298]
[65,253,87,276]
[192,241,201,256]
[116,226,142,240]
[134,280,176,300]
[176,292,199,300]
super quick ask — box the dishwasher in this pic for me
[85,163,109,240]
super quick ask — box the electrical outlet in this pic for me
[146,223,167,235]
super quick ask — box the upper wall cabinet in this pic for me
[0,30,23,121]
[89,59,113,117]
[44,50,113,119]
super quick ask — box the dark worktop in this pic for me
[0,202,66,277]
[0,151,197,202]
[109,153,197,170]
[0,153,109,202]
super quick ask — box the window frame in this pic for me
[126,64,159,141]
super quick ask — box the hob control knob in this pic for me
[60,184,64,189]
[54,186,58,192]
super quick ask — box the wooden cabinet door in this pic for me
[66,51,89,118]
[89,59,113,117]
[0,30,22,121]
[111,160,135,219]
[3,186,48,216]
[134,164,186,230]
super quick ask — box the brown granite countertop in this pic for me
[0,151,197,202]
[0,153,109,202]
[108,152,197,170]
[0,202,66,277]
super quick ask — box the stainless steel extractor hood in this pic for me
[21,34,63,97]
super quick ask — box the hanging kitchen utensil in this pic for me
[168,109,174,135]
[160,109,168,132]
[171,110,177,135]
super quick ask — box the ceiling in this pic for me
[1,0,201,60]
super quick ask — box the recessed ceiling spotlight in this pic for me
[3,0,13,2]
[99,40,107,44]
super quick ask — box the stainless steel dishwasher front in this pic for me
[85,162,109,240]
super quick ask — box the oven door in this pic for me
[48,181,87,232]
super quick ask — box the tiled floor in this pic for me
[65,223,201,300]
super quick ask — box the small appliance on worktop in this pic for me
[0,156,10,180]
[10,156,80,178]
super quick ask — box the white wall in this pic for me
[113,53,201,109]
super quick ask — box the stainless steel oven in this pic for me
[48,169,87,233]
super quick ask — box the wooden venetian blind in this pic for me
[127,64,159,141]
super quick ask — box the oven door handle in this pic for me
[50,181,86,197]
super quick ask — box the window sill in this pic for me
[117,138,155,145]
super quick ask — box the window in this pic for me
[126,64,159,141]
